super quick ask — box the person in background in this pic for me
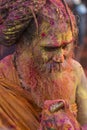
[0,0,87,129]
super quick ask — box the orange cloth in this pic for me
[0,55,40,130]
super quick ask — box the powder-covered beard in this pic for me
[31,58,74,105]
[35,61,62,74]
[33,55,68,74]
[16,52,74,108]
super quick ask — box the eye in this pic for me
[62,44,67,49]
[62,43,72,51]
[43,46,58,52]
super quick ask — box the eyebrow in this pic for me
[41,43,69,49]
[40,41,72,48]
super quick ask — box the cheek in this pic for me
[64,47,72,57]
[33,48,42,61]
[42,50,53,62]
[64,50,73,58]
[33,49,48,63]
[42,51,48,62]
[64,50,69,56]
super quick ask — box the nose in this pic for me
[52,48,64,63]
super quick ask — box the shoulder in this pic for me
[71,59,82,69]
[71,59,84,73]
[0,54,13,66]
[0,54,14,77]
[71,59,85,80]
[71,59,87,87]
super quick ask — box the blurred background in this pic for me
[0,0,87,75]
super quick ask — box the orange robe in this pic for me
[0,55,40,130]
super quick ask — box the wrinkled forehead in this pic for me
[37,0,74,47]
[38,20,73,47]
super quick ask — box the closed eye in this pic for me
[62,44,67,49]
[43,46,59,52]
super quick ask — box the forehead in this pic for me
[39,20,74,47]
[37,0,75,48]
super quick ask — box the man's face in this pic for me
[31,21,73,73]
[31,42,73,73]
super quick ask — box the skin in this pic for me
[16,31,76,105]
[28,18,74,73]
[31,34,73,73]
[15,21,87,126]
[0,1,86,129]
[27,34,87,126]
[0,17,87,127]
[0,21,86,129]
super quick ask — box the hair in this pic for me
[0,0,78,46]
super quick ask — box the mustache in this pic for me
[35,56,72,73]
[40,61,62,73]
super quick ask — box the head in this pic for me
[11,1,78,105]
[20,0,78,72]
[0,0,78,72]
